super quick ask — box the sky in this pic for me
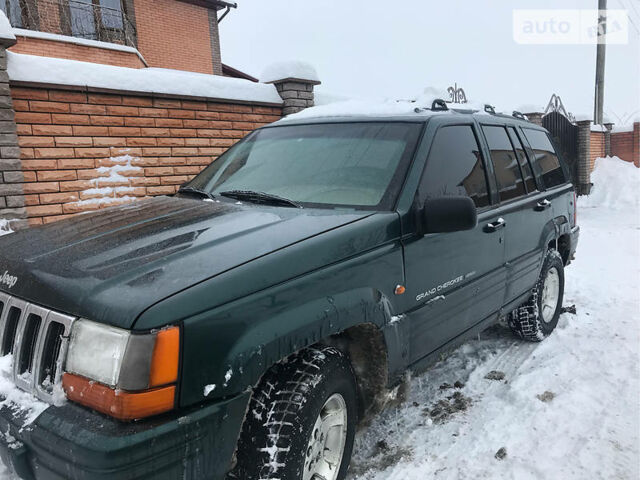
[219,0,639,126]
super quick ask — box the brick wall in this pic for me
[10,86,281,225]
[134,0,216,74]
[611,123,640,168]
[10,36,145,69]
[589,131,605,172]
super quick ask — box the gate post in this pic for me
[576,119,592,195]
[604,122,614,157]
[524,111,544,127]
[0,15,26,229]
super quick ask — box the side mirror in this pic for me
[421,196,478,234]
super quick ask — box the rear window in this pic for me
[420,125,490,208]
[482,126,526,202]
[522,129,567,189]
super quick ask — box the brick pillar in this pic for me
[0,16,26,229]
[633,122,640,168]
[524,112,544,126]
[603,122,613,157]
[576,119,592,195]
[269,79,321,116]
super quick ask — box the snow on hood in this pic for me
[580,157,640,210]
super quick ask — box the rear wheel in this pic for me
[508,249,565,341]
[230,346,357,480]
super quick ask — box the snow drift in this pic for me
[580,156,640,210]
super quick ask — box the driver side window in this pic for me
[419,125,490,208]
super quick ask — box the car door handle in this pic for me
[484,217,506,233]
[535,199,552,211]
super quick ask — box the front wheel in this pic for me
[508,249,565,341]
[230,346,358,480]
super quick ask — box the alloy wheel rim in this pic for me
[302,393,348,480]
[541,267,560,323]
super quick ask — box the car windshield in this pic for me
[185,122,423,209]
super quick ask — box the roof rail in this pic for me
[484,104,496,114]
[431,99,448,111]
[512,111,527,120]
[413,98,449,113]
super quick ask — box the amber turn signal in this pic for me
[149,327,180,387]
[63,373,176,421]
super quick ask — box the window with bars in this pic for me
[0,0,136,46]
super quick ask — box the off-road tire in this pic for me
[230,346,358,480]
[508,249,565,341]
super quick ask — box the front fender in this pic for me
[173,244,404,407]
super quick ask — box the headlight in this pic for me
[63,319,180,421]
[65,320,130,387]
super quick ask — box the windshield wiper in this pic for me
[177,186,216,201]
[219,190,302,208]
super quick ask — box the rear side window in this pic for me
[482,125,526,202]
[507,127,537,193]
[421,125,490,208]
[522,129,567,189]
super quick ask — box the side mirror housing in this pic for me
[421,196,478,234]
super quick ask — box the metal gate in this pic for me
[542,95,578,186]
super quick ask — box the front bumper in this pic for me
[0,392,250,480]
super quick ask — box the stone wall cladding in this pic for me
[611,123,640,168]
[11,86,282,225]
[0,48,26,229]
[272,80,319,116]
[576,120,592,195]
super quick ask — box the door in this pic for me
[403,123,506,363]
[479,124,554,304]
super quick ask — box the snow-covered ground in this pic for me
[348,158,640,479]
[0,158,638,479]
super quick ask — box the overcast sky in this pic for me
[220,0,639,125]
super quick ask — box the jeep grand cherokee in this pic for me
[0,102,579,480]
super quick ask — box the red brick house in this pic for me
[0,0,255,79]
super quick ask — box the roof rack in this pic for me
[414,98,449,113]
[484,104,496,114]
[512,111,527,120]
[431,99,448,111]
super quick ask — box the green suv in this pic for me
[0,102,579,479]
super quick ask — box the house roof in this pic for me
[222,63,258,82]
[176,0,237,11]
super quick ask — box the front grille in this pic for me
[0,292,75,403]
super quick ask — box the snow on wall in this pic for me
[261,60,320,84]
[7,52,283,105]
[67,153,142,209]
[0,219,13,236]
[581,156,640,210]
[0,10,15,45]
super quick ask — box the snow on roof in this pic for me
[13,28,146,64]
[261,61,320,84]
[573,112,592,122]
[283,99,423,120]
[7,52,283,105]
[0,10,16,46]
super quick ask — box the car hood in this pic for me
[0,196,372,328]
